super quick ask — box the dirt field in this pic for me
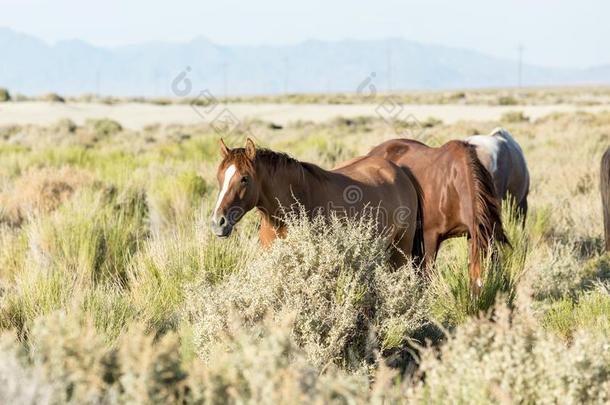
[1,100,609,128]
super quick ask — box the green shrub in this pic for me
[498,95,518,105]
[41,93,65,103]
[500,110,529,123]
[188,211,429,369]
[410,305,610,404]
[0,88,10,102]
[422,116,443,128]
[53,118,77,133]
[86,118,123,137]
[542,284,610,340]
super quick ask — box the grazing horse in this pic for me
[368,139,509,294]
[602,147,610,252]
[210,138,422,267]
[465,128,530,219]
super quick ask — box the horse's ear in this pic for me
[219,138,230,158]
[245,138,256,160]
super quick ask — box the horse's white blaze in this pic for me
[466,134,500,174]
[213,164,237,219]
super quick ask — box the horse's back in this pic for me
[333,155,419,217]
[466,128,529,204]
[333,155,399,181]
[465,134,500,174]
[368,138,480,236]
[331,154,420,258]
[333,154,417,197]
[494,128,529,204]
[368,139,429,164]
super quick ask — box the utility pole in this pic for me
[518,44,524,88]
[283,57,289,95]
[95,69,100,97]
[222,62,228,101]
[387,42,393,93]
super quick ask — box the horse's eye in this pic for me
[241,176,249,185]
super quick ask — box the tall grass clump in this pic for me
[0,187,148,335]
[128,213,257,334]
[188,210,429,369]
[0,167,93,226]
[26,187,148,284]
[542,282,610,340]
[147,168,207,232]
[429,199,528,326]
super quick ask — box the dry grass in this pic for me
[59,86,610,106]
[0,167,94,226]
[0,101,609,403]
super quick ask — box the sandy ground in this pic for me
[1,101,609,129]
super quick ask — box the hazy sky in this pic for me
[1,0,608,68]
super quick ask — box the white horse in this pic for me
[466,128,530,219]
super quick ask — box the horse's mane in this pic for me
[462,142,510,251]
[223,147,328,181]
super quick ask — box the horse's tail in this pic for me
[463,142,510,256]
[408,171,426,266]
[601,147,610,252]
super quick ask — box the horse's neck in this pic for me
[256,160,329,224]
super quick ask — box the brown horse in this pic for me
[465,128,530,219]
[601,147,610,252]
[210,138,422,267]
[368,138,509,294]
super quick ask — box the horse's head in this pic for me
[210,138,260,237]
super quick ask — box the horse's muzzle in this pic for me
[210,215,233,238]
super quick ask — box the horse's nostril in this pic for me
[218,216,226,226]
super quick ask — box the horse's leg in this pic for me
[389,245,407,269]
[518,197,528,226]
[422,230,440,275]
[259,223,286,248]
[258,225,276,248]
[468,236,482,297]
[389,228,416,269]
